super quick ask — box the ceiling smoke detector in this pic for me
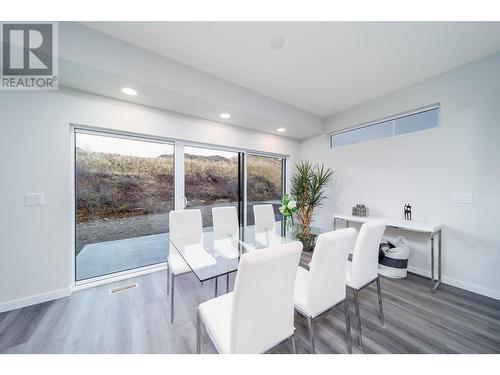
[270,35,285,50]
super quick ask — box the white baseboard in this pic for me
[441,275,500,301]
[407,265,431,278]
[0,288,72,313]
[407,266,500,301]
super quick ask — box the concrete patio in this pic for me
[76,233,170,281]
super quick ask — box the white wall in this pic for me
[0,88,299,312]
[299,52,500,300]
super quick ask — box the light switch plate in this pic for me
[450,192,473,204]
[25,193,45,206]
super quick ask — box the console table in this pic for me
[333,214,442,293]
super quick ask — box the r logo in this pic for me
[2,23,53,75]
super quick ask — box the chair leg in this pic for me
[377,277,385,326]
[226,273,230,293]
[353,289,362,349]
[196,309,202,354]
[344,299,352,354]
[214,277,218,297]
[166,262,170,295]
[307,317,316,353]
[170,274,175,323]
[291,334,298,354]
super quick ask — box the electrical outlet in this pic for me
[450,192,473,204]
[25,193,45,206]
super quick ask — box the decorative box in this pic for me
[352,204,369,217]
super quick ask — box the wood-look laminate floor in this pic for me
[1,252,500,354]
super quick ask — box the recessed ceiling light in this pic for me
[277,128,286,132]
[270,35,285,50]
[121,87,138,96]
[220,113,231,119]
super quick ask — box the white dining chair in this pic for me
[253,204,276,229]
[212,206,239,234]
[212,206,239,292]
[168,209,215,323]
[196,241,303,354]
[294,228,356,353]
[346,220,387,348]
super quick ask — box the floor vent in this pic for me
[109,283,138,295]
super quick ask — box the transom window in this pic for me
[329,106,439,149]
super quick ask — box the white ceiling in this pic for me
[84,22,500,117]
[59,22,324,140]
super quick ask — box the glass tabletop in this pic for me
[168,221,329,282]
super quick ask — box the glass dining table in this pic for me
[168,221,328,296]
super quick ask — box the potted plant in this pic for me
[291,160,334,251]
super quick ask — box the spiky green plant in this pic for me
[291,161,334,235]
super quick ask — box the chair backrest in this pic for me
[212,206,239,235]
[253,204,275,229]
[169,209,203,238]
[351,220,387,288]
[230,241,303,353]
[308,228,357,316]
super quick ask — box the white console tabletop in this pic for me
[333,214,442,293]
[333,214,441,234]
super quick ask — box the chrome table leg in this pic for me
[438,230,442,288]
[430,231,442,293]
[431,232,435,292]
[170,274,175,323]
[166,262,170,295]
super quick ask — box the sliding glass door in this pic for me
[184,146,242,227]
[74,132,286,282]
[75,131,174,281]
[184,147,284,228]
[246,154,286,225]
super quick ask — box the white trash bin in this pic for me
[378,236,410,279]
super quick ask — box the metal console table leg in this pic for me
[430,229,442,293]
[336,216,443,294]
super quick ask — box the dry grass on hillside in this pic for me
[76,149,282,222]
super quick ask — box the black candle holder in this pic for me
[404,203,412,220]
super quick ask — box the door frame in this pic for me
[72,126,175,287]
